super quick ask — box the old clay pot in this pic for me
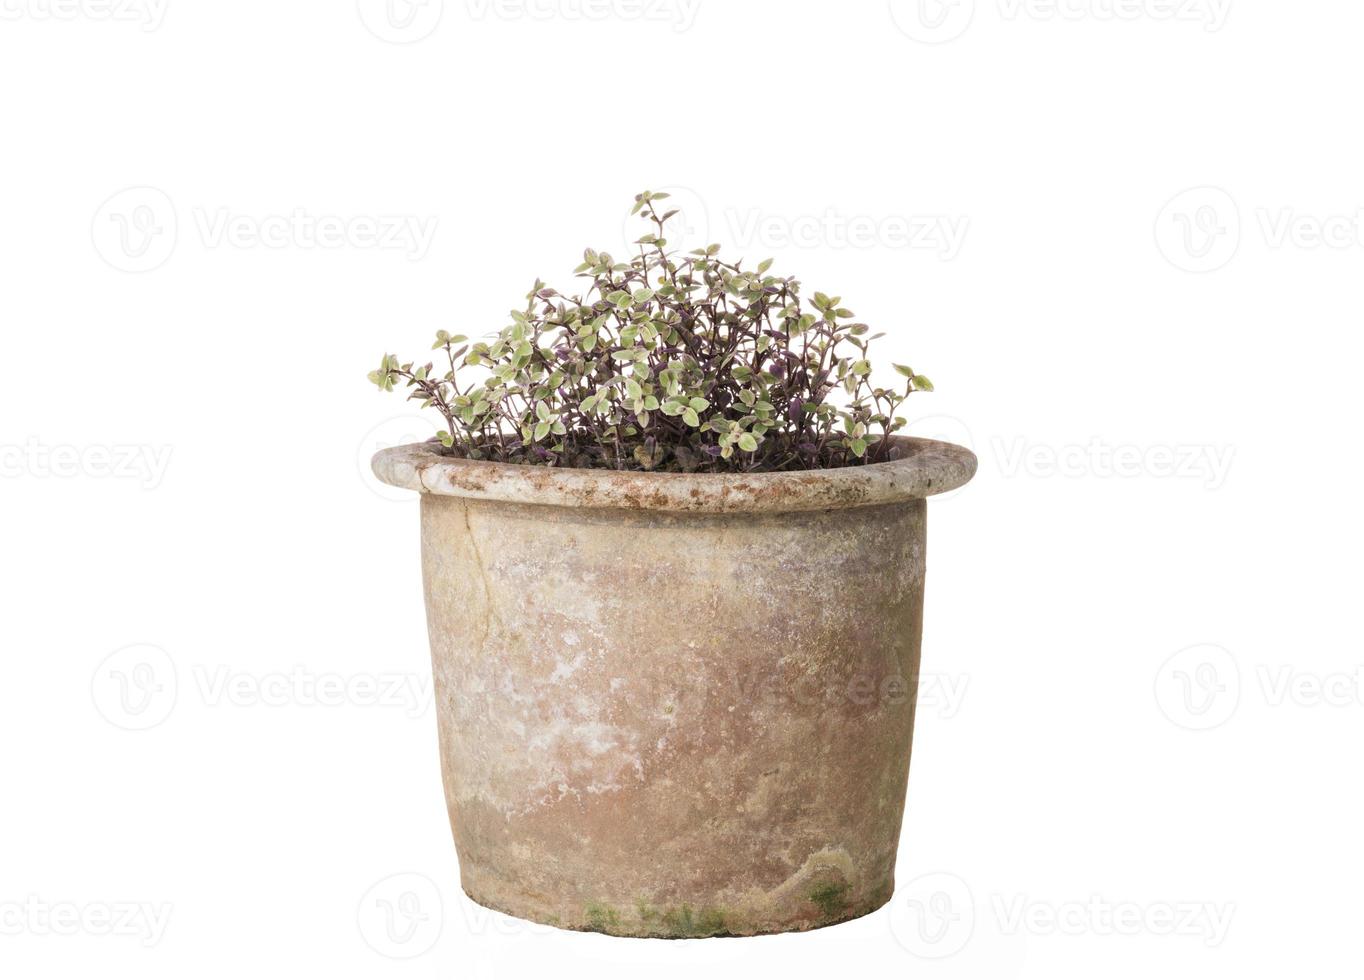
[372,436,976,937]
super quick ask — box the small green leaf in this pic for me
[738,433,758,453]
[912,374,934,391]
[633,444,660,469]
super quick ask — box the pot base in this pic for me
[461,883,895,939]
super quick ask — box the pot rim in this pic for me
[372,436,975,513]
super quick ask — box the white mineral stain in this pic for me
[550,652,586,683]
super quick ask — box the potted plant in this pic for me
[369,192,975,937]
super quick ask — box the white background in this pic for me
[2,1,1360,977]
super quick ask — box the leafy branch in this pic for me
[369,191,933,472]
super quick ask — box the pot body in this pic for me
[419,493,928,937]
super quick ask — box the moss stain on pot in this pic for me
[375,436,975,938]
[808,881,850,919]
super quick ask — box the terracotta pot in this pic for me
[372,437,976,937]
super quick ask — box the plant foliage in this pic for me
[369,192,933,472]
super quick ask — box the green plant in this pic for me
[369,191,933,472]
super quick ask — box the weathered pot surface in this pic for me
[373,436,976,937]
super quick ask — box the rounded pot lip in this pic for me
[371,436,976,514]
